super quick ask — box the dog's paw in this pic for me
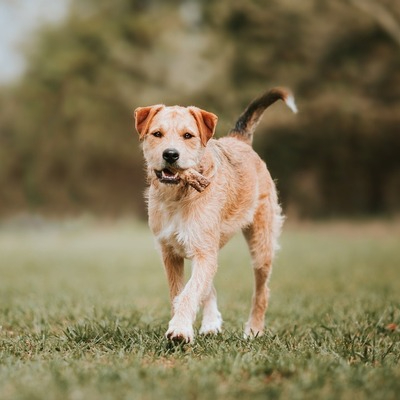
[199,313,223,336]
[244,322,264,339]
[165,321,194,344]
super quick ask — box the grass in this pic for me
[0,216,399,400]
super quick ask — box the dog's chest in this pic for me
[151,205,199,258]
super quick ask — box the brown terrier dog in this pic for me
[134,88,297,343]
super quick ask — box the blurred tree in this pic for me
[0,0,399,218]
[350,0,400,47]
[202,0,400,217]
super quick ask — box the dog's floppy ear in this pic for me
[188,106,218,146]
[134,105,164,140]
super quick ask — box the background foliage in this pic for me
[0,0,399,218]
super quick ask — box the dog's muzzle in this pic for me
[156,148,181,184]
[155,168,181,184]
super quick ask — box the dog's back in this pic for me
[196,87,297,248]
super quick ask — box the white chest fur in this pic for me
[154,206,200,259]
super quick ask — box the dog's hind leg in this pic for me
[199,285,222,335]
[243,201,282,338]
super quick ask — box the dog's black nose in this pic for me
[163,148,180,164]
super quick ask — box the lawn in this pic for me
[0,216,399,400]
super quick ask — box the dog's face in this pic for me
[134,105,218,185]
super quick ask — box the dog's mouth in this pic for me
[155,168,181,184]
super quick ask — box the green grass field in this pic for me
[0,217,399,400]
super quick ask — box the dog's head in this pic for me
[134,105,218,185]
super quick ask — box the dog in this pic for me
[134,88,297,343]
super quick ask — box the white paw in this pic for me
[200,313,223,335]
[165,320,194,343]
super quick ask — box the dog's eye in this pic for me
[152,131,162,138]
[183,132,193,139]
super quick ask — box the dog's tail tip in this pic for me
[284,92,298,114]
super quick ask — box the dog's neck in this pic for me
[198,143,219,181]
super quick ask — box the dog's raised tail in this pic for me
[229,87,297,145]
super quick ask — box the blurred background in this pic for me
[0,0,399,220]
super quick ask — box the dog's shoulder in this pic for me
[212,136,264,170]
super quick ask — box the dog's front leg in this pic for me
[199,285,222,335]
[161,245,185,314]
[166,251,218,343]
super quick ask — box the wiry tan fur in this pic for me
[134,88,296,343]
